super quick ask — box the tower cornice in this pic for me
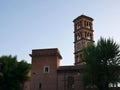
[73,15,93,22]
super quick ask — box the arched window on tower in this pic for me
[77,56,80,63]
[84,21,86,28]
[89,22,92,29]
[84,21,90,29]
[76,21,81,29]
[86,32,91,39]
[76,33,81,40]
[90,33,92,40]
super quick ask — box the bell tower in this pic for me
[73,15,94,65]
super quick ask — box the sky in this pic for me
[0,0,120,65]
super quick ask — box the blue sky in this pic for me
[0,0,120,65]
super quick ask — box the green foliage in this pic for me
[0,55,31,90]
[83,37,120,90]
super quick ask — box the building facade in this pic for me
[24,15,94,90]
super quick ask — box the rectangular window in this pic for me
[44,66,50,73]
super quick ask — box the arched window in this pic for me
[84,21,90,29]
[77,21,81,29]
[67,76,74,90]
[76,33,81,40]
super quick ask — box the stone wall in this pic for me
[85,87,120,90]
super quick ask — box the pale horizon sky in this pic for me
[0,0,120,65]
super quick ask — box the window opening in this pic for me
[67,76,74,90]
[39,83,42,89]
[44,66,50,73]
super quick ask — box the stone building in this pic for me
[24,15,94,90]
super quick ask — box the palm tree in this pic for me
[83,37,120,90]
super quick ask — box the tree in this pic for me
[0,55,31,90]
[83,37,120,90]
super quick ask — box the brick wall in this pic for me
[30,48,62,90]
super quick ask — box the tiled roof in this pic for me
[57,65,84,71]
[73,15,93,22]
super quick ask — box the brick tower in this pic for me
[30,48,62,90]
[73,15,94,65]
